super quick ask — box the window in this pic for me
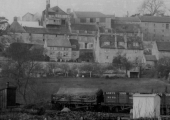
[103,41,110,46]
[80,18,86,23]
[89,44,93,48]
[63,52,69,57]
[133,42,139,47]
[100,18,106,22]
[106,56,109,59]
[72,45,76,48]
[153,23,155,27]
[79,43,84,49]
[90,18,96,23]
[57,47,62,51]
[166,24,169,29]
[118,42,124,46]
[64,48,69,51]
[85,43,88,48]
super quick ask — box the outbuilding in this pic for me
[133,94,160,119]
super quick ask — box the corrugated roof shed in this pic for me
[145,55,157,61]
[46,37,71,47]
[156,42,170,51]
[75,11,106,18]
[139,16,170,23]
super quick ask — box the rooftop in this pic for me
[74,11,107,18]
[46,37,71,47]
[145,55,157,61]
[156,41,170,51]
[8,21,26,33]
[139,16,170,23]
[116,17,141,22]
[71,23,98,32]
[18,21,42,28]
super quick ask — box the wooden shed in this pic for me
[133,94,160,119]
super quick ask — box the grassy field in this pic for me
[1,77,170,104]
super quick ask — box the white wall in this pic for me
[133,94,160,119]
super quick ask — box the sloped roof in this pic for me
[145,55,157,61]
[24,27,46,34]
[46,37,71,47]
[116,17,141,22]
[139,16,170,23]
[24,26,70,34]
[18,21,42,28]
[156,42,170,51]
[75,11,106,18]
[8,21,26,33]
[55,87,100,96]
[113,24,140,33]
[44,6,68,15]
[22,13,34,18]
[51,6,68,15]
[69,39,79,51]
[71,23,98,31]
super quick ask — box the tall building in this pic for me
[41,0,69,28]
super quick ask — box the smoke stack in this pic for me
[6,82,9,88]
[46,0,50,18]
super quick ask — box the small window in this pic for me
[166,24,169,29]
[133,42,139,47]
[80,18,86,23]
[103,42,110,46]
[90,18,96,23]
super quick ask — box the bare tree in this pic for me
[139,0,166,16]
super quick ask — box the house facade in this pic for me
[44,36,72,61]
[95,34,144,63]
[41,0,69,28]
[139,16,170,42]
[72,11,113,29]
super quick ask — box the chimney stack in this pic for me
[6,82,9,88]
[67,8,71,14]
[46,0,50,18]
[14,17,18,22]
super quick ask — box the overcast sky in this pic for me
[1,0,170,23]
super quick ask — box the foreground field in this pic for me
[1,77,170,104]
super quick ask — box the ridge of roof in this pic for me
[139,16,170,23]
[74,11,107,18]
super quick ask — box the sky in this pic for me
[1,0,170,23]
